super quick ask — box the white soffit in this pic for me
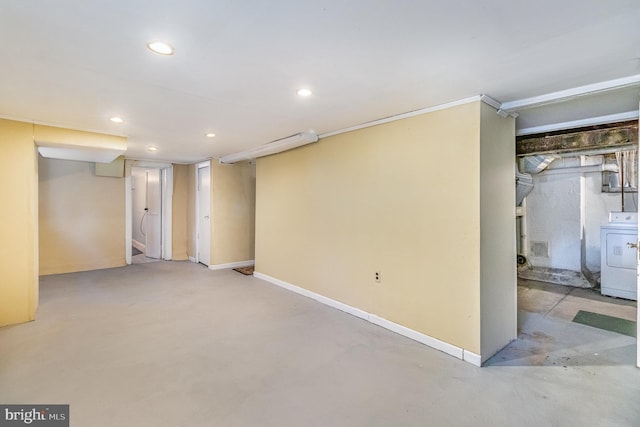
[38,145,126,163]
[517,111,640,136]
[512,84,640,135]
[501,75,640,112]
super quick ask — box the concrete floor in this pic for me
[0,262,638,426]
[518,278,637,323]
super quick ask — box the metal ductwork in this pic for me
[519,155,555,174]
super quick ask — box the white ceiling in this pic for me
[1,0,639,163]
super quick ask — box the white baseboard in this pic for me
[255,272,370,321]
[463,350,482,367]
[369,314,464,360]
[188,256,196,263]
[209,260,255,271]
[254,272,482,367]
[132,239,145,252]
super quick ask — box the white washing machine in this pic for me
[600,212,638,301]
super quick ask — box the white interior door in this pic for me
[145,168,162,259]
[637,107,639,369]
[197,164,211,266]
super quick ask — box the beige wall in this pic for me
[39,157,126,275]
[172,164,189,260]
[256,102,485,352]
[211,161,256,265]
[479,103,517,361]
[0,119,38,326]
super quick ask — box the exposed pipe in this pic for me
[520,199,528,259]
[516,144,637,159]
[541,163,618,175]
[621,152,625,212]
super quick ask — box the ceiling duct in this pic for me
[519,155,555,174]
[515,155,555,206]
[516,170,533,207]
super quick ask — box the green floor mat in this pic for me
[572,310,637,337]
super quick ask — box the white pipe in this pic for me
[542,163,618,175]
[517,145,636,159]
[520,198,528,258]
[219,131,318,164]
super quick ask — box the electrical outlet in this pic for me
[375,272,381,282]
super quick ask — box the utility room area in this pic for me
[514,121,637,345]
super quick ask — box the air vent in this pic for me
[530,241,549,258]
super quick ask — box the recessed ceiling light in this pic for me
[147,146,158,152]
[147,41,174,56]
[206,133,216,138]
[297,88,312,97]
[110,116,124,123]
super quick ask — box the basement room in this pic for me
[0,1,638,426]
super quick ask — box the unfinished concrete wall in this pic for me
[526,158,583,272]
[524,155,635,282]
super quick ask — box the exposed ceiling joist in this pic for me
[516,121,638,157]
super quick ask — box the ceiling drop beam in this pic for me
[500,74,640,113]
[517,111,640,136]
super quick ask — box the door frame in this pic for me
[125,160,173,264]
[161,167,173,261]
[195,160,211,265]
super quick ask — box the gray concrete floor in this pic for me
[518,278,637,322]
[0,262,638,426]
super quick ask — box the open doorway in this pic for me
[125,161,173,264]
[496,123,639,367]
[131,167,162,263]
